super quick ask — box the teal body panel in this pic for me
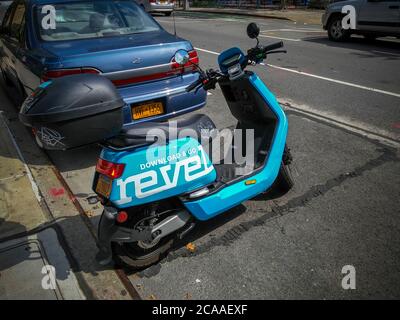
[182,73,288,220]
[100,137,217,209]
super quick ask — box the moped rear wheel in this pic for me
[111,203,180,270]
[272,145,294,195]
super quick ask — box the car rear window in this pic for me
[36,0,161,41]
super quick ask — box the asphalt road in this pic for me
[3,12,400,299]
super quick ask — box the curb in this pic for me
[178,8,293,22]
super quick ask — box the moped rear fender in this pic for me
[98,137,217,208]
[182,73,288,220]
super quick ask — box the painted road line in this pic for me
[195,47,220,55]
[265,64,400,99]
[196,47,400,99]
[372,50,400,57]
[261,29,324,33]
[259,34,301,42]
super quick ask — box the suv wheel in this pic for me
[328,15,350,42]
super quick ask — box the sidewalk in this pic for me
[0,113,86,299]
[179,7,324,25]
[0,85,131,299]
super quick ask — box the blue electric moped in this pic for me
[19,23,294,269]
[94,23,294,268]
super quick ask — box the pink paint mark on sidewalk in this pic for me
[49,187,65,197]
[392,122,400,129]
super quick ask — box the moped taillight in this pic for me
[95,158,125,179]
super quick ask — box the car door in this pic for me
[0,0,16,83]
[2,0,26,90]
[13,2,41,96]
[0,1,13,23]
[358,0,400,34]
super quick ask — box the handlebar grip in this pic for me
[263,41,283,53]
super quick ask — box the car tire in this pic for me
[165,11,172,16]
[327,15,350,42]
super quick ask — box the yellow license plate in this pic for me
[96,175,112,198]
[132,102,164,120]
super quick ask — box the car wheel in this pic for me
[165,11,172,16]
[327,15,350,42]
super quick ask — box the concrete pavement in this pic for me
[126,12,400,299]
[0,112,85,299]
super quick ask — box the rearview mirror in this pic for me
[174,49,190,66]
[247,23,260,39]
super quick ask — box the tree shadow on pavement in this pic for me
[0,218,71,281]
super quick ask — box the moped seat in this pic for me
[109,114,217,147]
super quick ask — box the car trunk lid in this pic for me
[40,31,199,85]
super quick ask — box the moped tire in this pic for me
[112,236,175,270]
[272,145,294,195]
[111,205,178,269]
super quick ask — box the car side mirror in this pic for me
[174,49,190,66]
[247,23,260,39]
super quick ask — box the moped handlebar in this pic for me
[262,41,284,53]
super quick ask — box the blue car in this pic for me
[0,0,206,127]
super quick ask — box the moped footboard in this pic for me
[182,74,288,221]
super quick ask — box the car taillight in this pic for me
[149,0,156,3]
[96,158,125,179]
[171,50,199,74]
[41,67,101,82]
